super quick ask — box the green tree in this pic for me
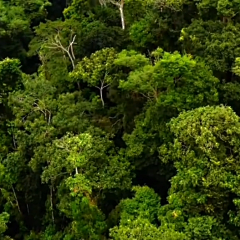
[110,217,163,240]
[32,130,131,239]
[0,0,51,70]
[0,212,10,239]
[70,48,118,107]
[109,186,186,240]
[160,105,240,238]
[116,48,219,178]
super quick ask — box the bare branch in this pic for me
[70,35,76,60]
[50,185,54,224]
[109,0,121,7]
[102,83,110,89]
[140,92,152,100]
[45,31,77,70]
[12,185,22,214]
[112,118,121,127]
[26,204,30,215]
[100,0,125,29]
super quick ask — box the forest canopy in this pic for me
[1,0,240,239]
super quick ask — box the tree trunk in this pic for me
[119,5,125,30]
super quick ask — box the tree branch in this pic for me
[12,185,21,214]
[45,31,77,71]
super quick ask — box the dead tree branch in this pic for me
[45,31,77,70]
[100,0,125,30]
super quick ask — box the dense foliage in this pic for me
[1,0,240,239]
